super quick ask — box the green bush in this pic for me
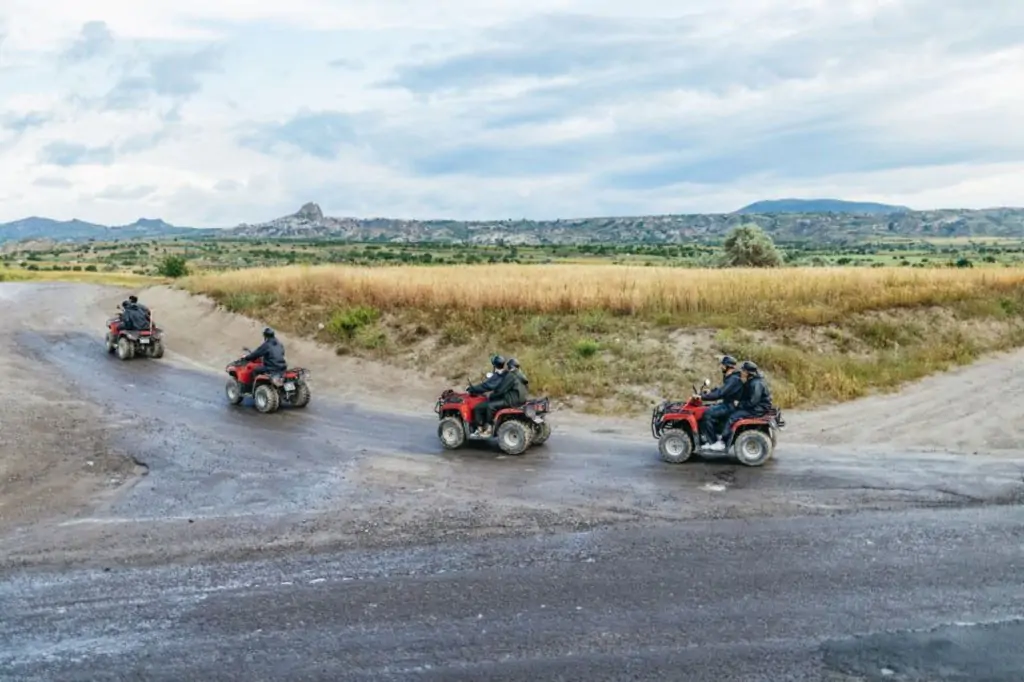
[573,338,600,358]
[158,255,189,278]
[326,305,381,339]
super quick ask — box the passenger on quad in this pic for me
[240,327,287,387]
[476,357,529,437]
[507,357,529,386]
[696,355,744,447]
[128,295,150,321]
[118,299,148,331]
[467,354,507,430]
[707,360,774,452]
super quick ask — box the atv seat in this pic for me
[740,408,786,428]
[523,397,549,411]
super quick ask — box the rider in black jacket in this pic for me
[242,327,287,381]
[468,355,507,395]
[697,355,744,446]
[477,358,529,436]
[119,300,148,331]
[468,355,507,431]
[707,360,774,451]
[128,295,150,321]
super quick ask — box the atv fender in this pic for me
[655,414,699,438]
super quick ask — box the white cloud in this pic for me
[0,0,1023,226]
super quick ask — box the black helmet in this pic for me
[506,358,519,369]
[490,354,505,368]
[263,326,275,338]
[721,355,737,368]
[740,360,759,374]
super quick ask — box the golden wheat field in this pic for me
[184,263,1024,324]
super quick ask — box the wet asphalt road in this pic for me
[4,282,1024,680]
[4,506,1024,681]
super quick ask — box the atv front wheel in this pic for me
[253,384,280,413]
[733,429,774,467]
[532,421,551,446]
[105,333,115,354]
[292,381,311,408]
[437,416,466,449]
[116,337,134,361]
[225,379,244,405]
[497,419,532,455]
[658,428,693,464]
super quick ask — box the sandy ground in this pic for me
[783,349,1024,453]
[0,285,143,529]
[2,280,1024,570]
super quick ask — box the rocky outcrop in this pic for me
[295,202,324,222]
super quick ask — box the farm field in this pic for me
[4,234,1024,277]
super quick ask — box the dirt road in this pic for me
[2,281,1023,568]
[2,281,1024,679]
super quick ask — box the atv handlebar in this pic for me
[691,377,712,396]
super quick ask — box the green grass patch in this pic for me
[325,305,381,340]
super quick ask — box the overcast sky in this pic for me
[1,0,1022,226]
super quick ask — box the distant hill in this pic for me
[225,202,1024,244]
[0,216,208,244]
[5,202,1024,246]
[736,198,911,214]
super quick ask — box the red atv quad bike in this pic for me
[650,378,786,467]
[435,388,552,455]
[105,308,164,360]
[224,348,311,413]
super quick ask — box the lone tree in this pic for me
[157,254,189,278]
[721,223,783,267]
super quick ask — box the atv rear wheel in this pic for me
[532,421,551,446]
[292,381,311,408]
[658,428,693,464]
[150,340,164,358]
[437,416,465,449]
[733,429,774,467]
[116,336,134,361]
[496,419,532,455]
[253,384,280,413]
[225,379,244,405]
